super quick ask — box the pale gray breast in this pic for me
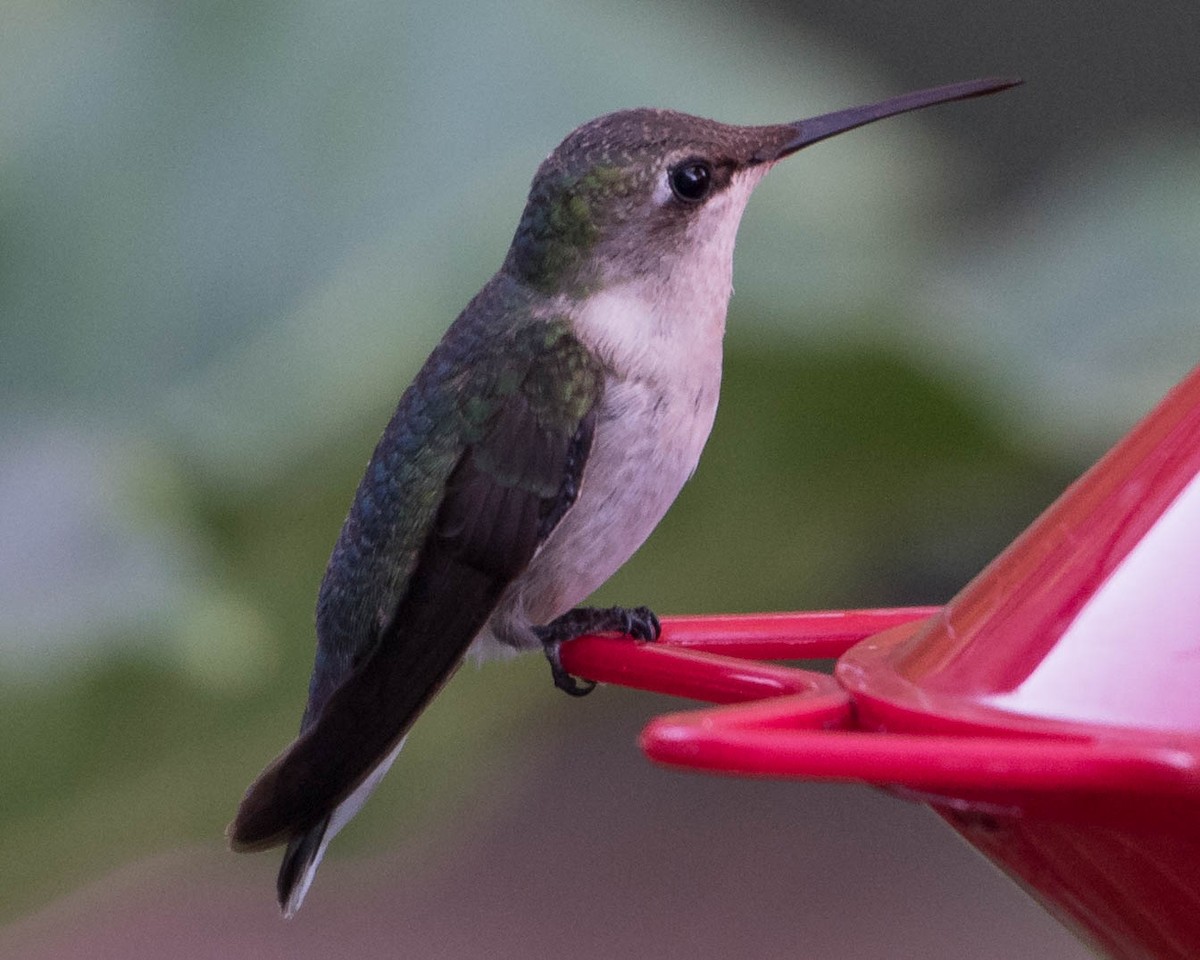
[481,262,732,651]
[480,362,720,654]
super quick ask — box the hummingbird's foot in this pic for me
[535,605,662,697]
[612,605,661,642]
[541,639,598,697]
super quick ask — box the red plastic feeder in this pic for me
[561,364,1200,960]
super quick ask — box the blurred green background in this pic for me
[1,0,1197,956]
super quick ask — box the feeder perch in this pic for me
[560,364,1200,960]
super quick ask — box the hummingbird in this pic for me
[229,76,1020,916]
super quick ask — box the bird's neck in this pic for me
[565,268,729,394]
[561,165,766,388]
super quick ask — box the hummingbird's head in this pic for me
[503,78,1020,298]
[504,109,791,296]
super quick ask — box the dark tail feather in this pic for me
[229,558,500,851]
[278,816,330,918]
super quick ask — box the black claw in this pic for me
[543,640,597,697]
[625,606,661,642]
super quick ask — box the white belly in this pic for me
[475,194,746,653]
[481,368,720,651]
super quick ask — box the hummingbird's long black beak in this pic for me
[757,76,1022,163]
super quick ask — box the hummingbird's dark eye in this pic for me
[669,161,713,203]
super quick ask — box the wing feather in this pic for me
[230,334,600,851]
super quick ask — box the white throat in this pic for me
[569,167,765,387]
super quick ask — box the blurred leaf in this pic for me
[918,134,1200,454]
